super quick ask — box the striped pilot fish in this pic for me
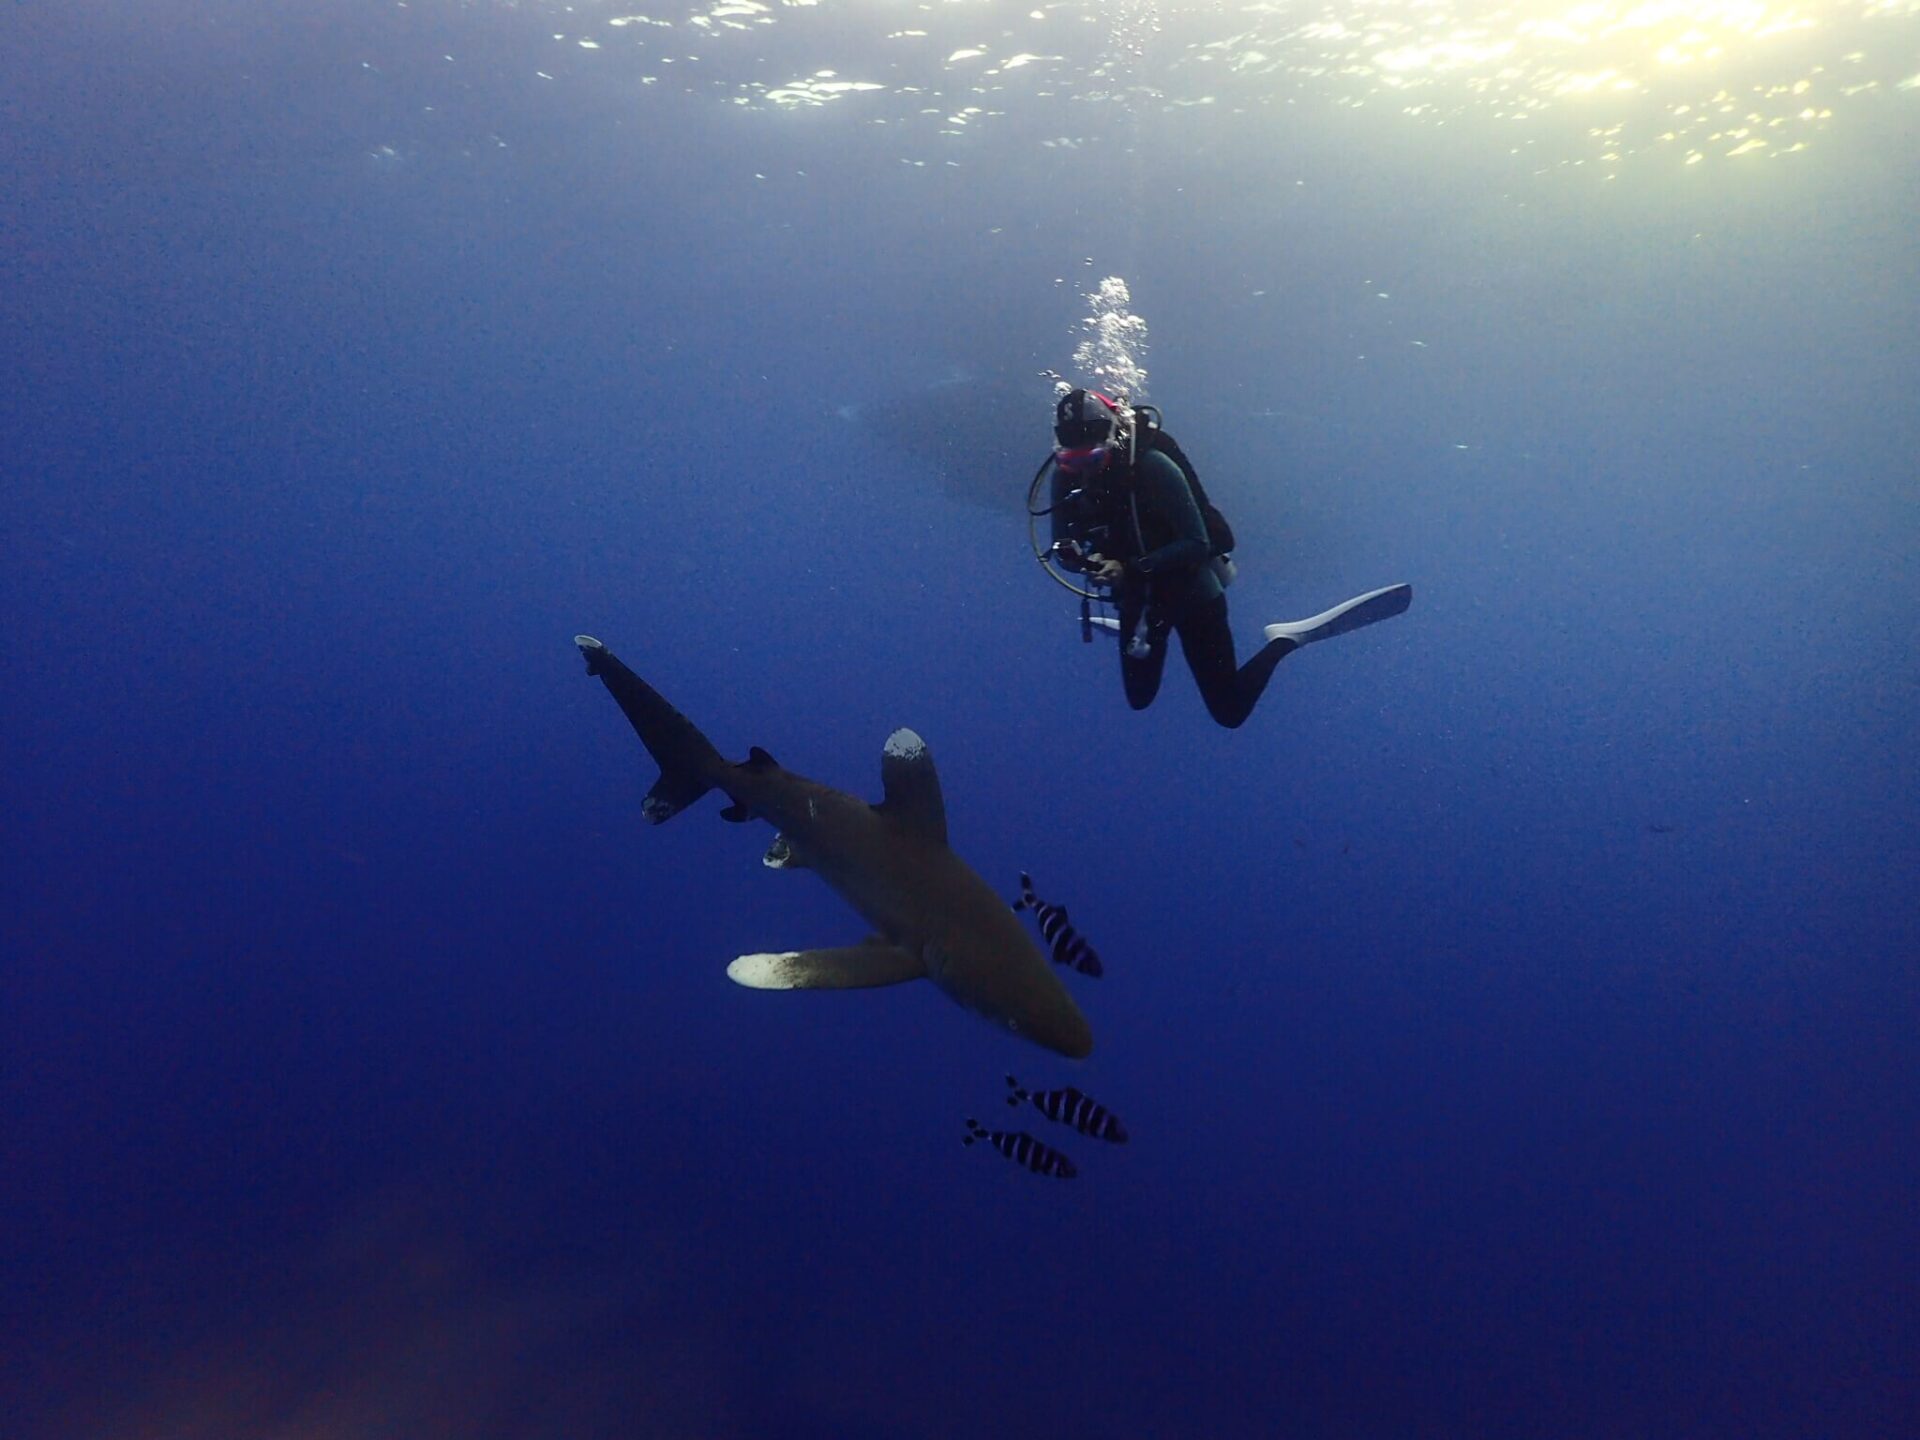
[1012,872,1104,978]
[963,1118,1077,1178]
[1005,1075,1129,1144]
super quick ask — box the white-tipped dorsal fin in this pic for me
[876,727,947,846]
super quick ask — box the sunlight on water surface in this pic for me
[501,0,1920,170]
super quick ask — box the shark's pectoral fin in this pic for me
[727,945,926,990]
[875,728,948,846]
[763,833,808,869]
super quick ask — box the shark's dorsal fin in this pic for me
[876,728,947,846]
[745,746,778,771]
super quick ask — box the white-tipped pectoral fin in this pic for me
[727,944,927,991]
[1264,582,1412,648]
[763,833,808,869]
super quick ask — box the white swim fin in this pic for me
[1263,583,1412,648]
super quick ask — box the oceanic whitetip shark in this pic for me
[575,635,1095,1059]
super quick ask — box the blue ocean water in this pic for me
[4,3,1916,1436]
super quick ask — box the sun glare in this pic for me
[553,0,1916,170]
[1195,0,1917,166]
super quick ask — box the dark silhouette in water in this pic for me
[843,368,1039,513]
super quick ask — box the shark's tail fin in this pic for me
[576,635,728,824]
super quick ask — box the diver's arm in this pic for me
[1127,451,1211,578]
[1050,464,1106,574]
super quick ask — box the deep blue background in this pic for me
[4,3,1916,1436]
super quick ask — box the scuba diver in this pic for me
[1031,388,1411,729]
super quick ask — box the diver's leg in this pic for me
[1177,596,1295,729]
[1118,593,1169,710]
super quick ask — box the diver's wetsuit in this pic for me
[1053,447,1294,730]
